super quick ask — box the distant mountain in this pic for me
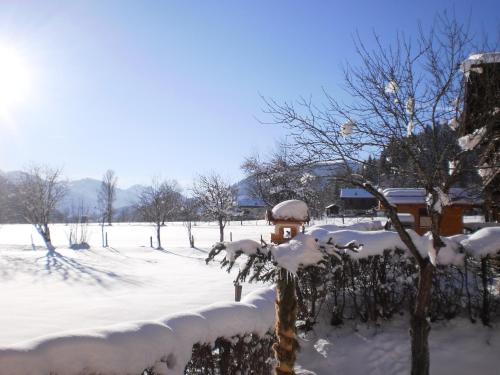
[60,178,145,214]
[0,170,145,215]
[306,161,352,178]
[234,176,265,207]
[2,161,353,214]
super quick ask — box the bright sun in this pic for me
[0,44,32,116]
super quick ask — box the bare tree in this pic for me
[192,173,235,242]
[180,197,199,248]
[97,170,118,226]
[16,165,67,251]
[263,14,498,375]
[242,149,346,218]
[67,201,90,249]
[136,179,181,249]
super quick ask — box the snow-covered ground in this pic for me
[0,217,371,347]
[296,317,500,375]
[1,217,498,374]
[0,221,275,347]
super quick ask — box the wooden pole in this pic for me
[273,269,298,375]
[234,283,242,302]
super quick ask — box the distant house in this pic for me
[340,188,378,214]
[237,204,267,220]
[325,204,340,216]
[381,188,482,235]
[235,196,266,220]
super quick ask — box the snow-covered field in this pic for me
[1,218,499,374]
[0,221,275,347]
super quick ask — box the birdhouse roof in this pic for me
[270,200,309,222]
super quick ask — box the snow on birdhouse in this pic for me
[340,120,356,136]
[271,200,309,222]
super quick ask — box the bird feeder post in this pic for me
[234,282,242,302]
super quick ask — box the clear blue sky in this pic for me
[0,0,498,188]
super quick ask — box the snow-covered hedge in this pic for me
[0,287,276,375]
[209,224,500,327]
[217,225,500,274]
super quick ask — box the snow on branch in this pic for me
[209,224,499,278]
[457,126,487,151]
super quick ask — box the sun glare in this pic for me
[0,44,32,117]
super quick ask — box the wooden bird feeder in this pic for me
[267,200,310,244]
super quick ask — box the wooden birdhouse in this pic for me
[267,200,310,244]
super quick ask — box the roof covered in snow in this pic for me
[271,200,309,222]
[382,188,480,205]
[325,203,339,209]
[340,188,375,199]
[461,52,500,74]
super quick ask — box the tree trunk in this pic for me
[273,268,298,375]
[36,224,55,251]
[186,222,194,248]
[219,218,224,242]
[156,224,162,249]
[410,261,434,375]
[480,256,490,326]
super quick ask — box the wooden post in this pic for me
[105,232,108,247]
[230,232,233,242]
[273,268,298,375]
[150,236,153,248]
[234,283,242,302]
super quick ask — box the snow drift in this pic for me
[0,286,276,375]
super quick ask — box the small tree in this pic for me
[241,148,304,207]
[242,147,349,218]
[136,179,181,249]
[192,173,235,242]
[68,201,90,249]
[180,197,199,248]
[97,170,118,226]
[16,165,67,251]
